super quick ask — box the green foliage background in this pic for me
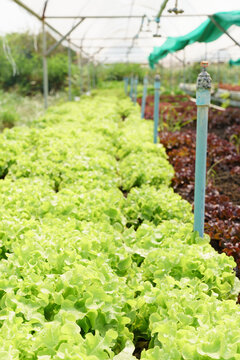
[0,31,239,98]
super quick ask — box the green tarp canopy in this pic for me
[229,58,240,66]
[149,11,240,68]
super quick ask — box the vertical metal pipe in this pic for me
[95,64,98,88]
[68,40,72,101]
[141,75,148,118]
[153,74,161,144]
[235,72,238,85]
[78,51,83,95]
[42,20,48,109]
[170,54,173,89]
[183,49,186,84]
[133,76,138,105]
[92,63,96,88]
[124,77,129,96]
[87,61,91,93]
[160,64,163,85]
[194,61,211,238]
[217,51,220,84]
[130,75,134,101]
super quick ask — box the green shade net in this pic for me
[229,58,240,66]
[149,11,240,68]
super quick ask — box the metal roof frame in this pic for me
[9,0,240,109]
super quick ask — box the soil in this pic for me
[214,170,240,205]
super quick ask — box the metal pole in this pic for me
[133,76,138,105]
[194,61,211,238]
[130,75,134,101]
[170,54,173,89]
[160,64,164,86]
[153,74,161,144]
[78,51,83,95]
[42,20,48,109]
[45,14,211,19]
[183,49,186,83]
[217,51,220,84]
[68,40,72,101]
[209,16,240,48]
[46,18,85,56]
[124,77,129,95]
[92,63,96,88]
[141,76,148,119]
[141,76,148,118]
[87,61,91,93]
[95,64,98,88]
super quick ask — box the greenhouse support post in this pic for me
[154,74,160,144]
[141,76,148,118]
[217,51,220,84]
[87,62,91,93]
[194,61,211,238]
[130,76,134,101]
[170,54,173,89]
[124,77,128,96]
[42,20,48,109]
[68,40,72,101]
[78,51,83,95]
[183,48,186,83]
[134,76,138,105]
[92,64,96,88]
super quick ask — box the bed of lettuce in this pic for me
[0,93,239,359]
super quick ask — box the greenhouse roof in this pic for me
[2,0,240,65]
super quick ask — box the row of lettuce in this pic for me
[0,93,239,359]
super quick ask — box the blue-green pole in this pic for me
[141,76,148,118]
[153,74,160,144]
[194,62,212,238]
[68,40,72,101]
[133,76,138,105]
[130,76,134,101]
[124,77,129,95]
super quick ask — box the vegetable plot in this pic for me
[0,94,240,359]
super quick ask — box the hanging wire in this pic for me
[124,0,136,39]
[2,37,17,76]
[33,33,38,51]
[126,15,145,61]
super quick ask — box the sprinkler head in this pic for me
[197,61,211,90]
[168,7,184,14]
[201,61,209,69]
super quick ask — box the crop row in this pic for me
[0,93,239,359]
[138,93,240,276]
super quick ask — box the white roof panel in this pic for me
[1,0,240,64]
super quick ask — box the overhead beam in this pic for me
[45,14,209,19]
[209,16,240,48]
[171,52,184,64]
[46,15,144,19]
[46,18,85,56]
[77,46,160,48]
[71,37,164,40]
[11,0,82,51]
[42,0,48,19]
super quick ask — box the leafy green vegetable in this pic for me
[0,92,239,359]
